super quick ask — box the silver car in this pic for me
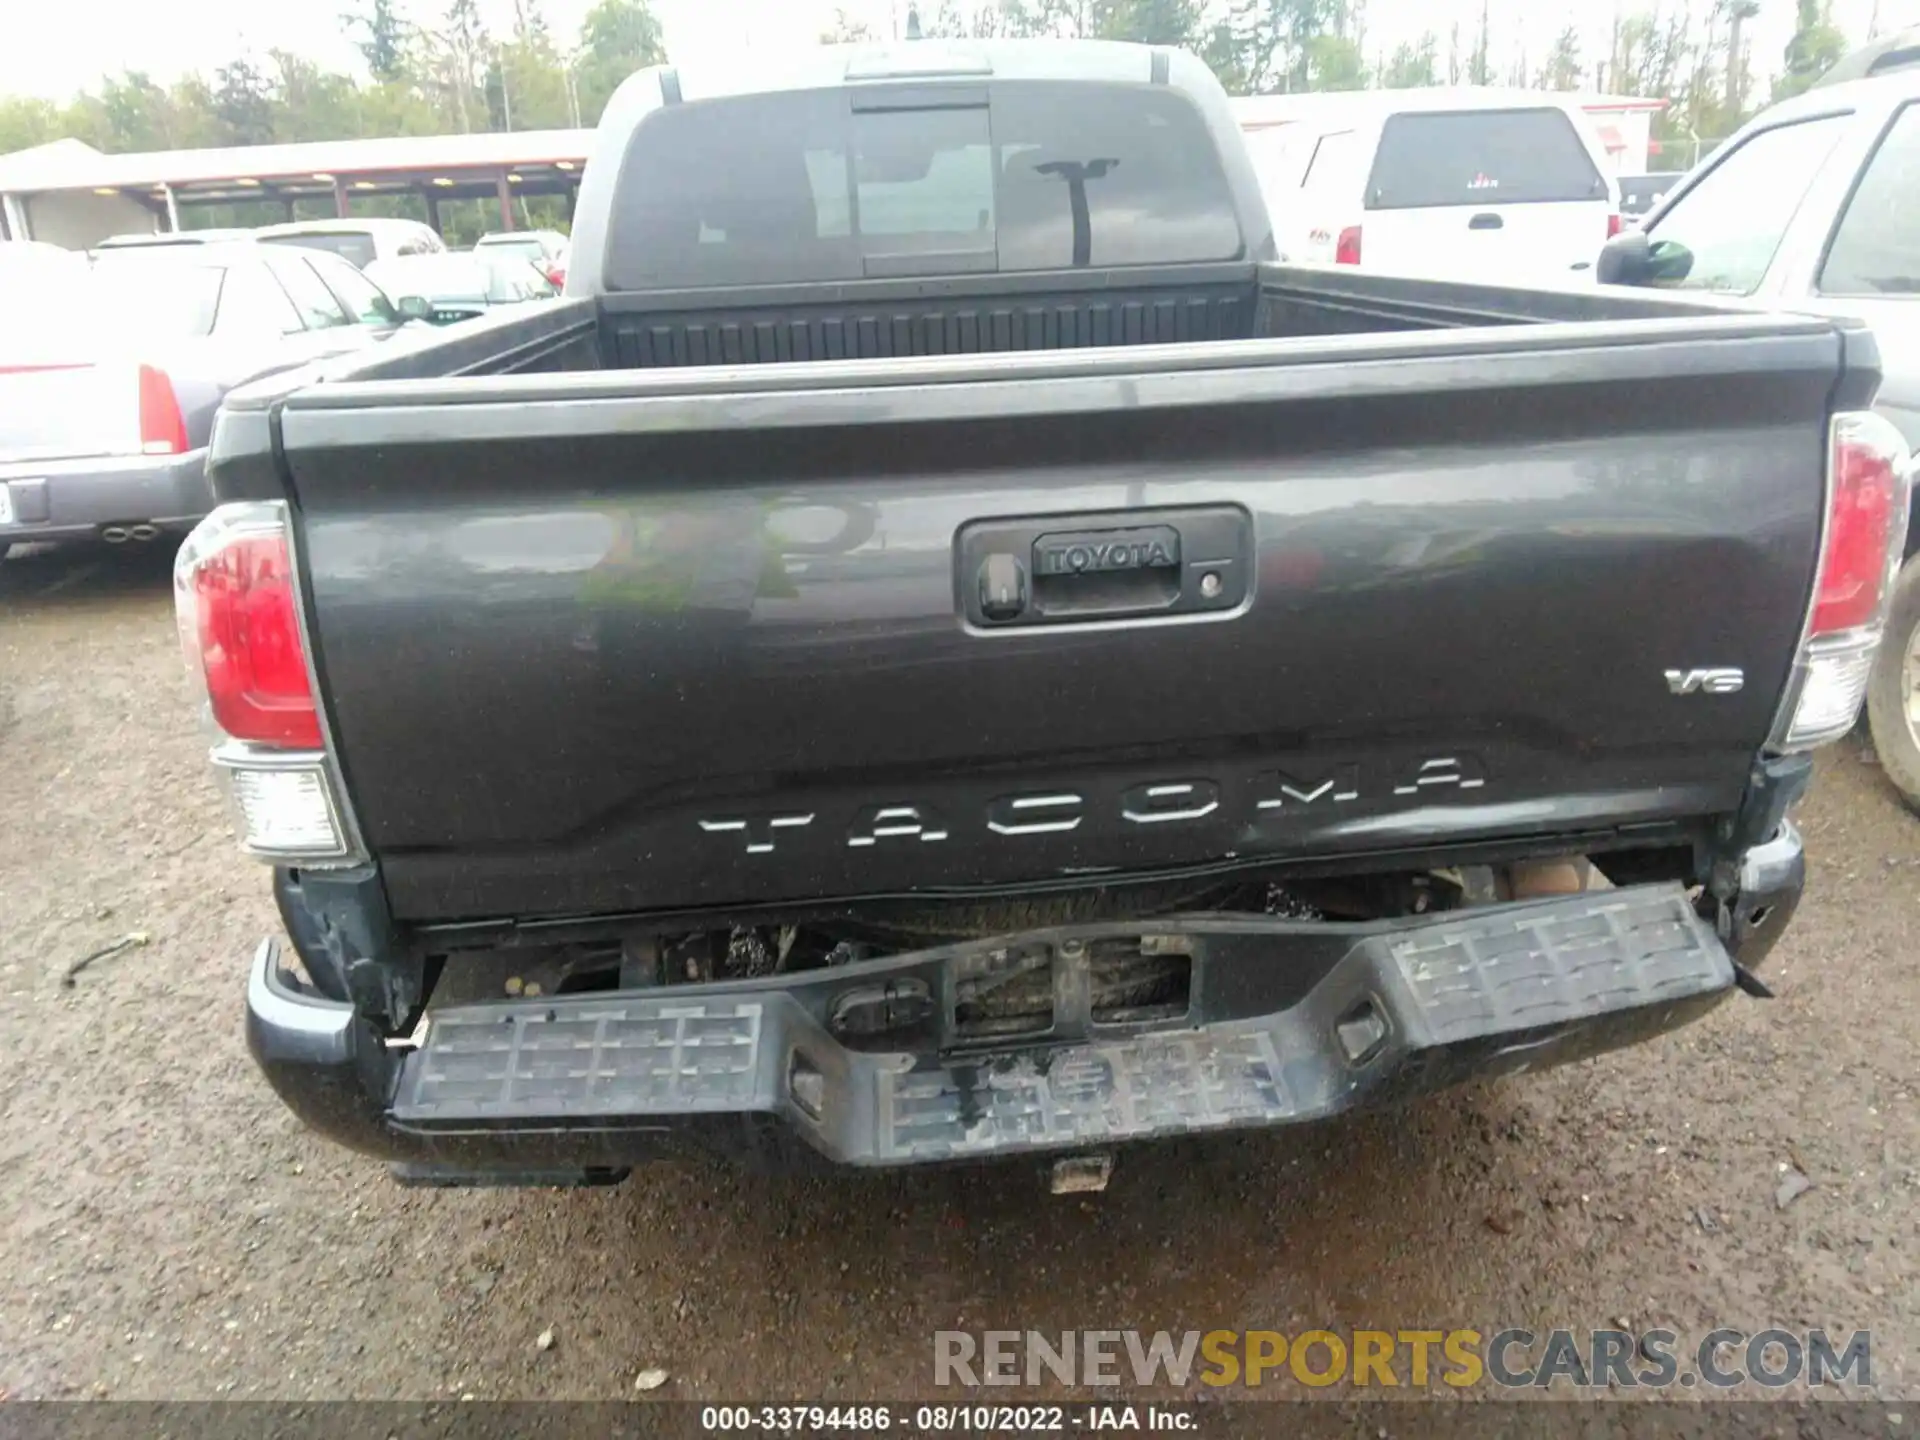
[0,244,411,558]
[1600,70,1920,812]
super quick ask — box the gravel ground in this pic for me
[0,541,1914,1404]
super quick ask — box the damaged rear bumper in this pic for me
[245,834,1802,1182]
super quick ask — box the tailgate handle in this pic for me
[1468,213,1504,230]
[1030,524,1184,617]
[958,506,1251,630]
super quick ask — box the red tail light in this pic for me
[1771,411,1913,751]
[1607,213,1624,239]
[1335,226,1363,265]
[176,508,321,749]
[1811,413,1907,636]
[137,364,188,456]
[177,503,361,863]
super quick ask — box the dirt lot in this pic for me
[0,540,1915,1404]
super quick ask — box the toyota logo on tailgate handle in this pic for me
[960,507,1251,631]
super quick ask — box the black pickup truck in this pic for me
[179,40,1912,1186]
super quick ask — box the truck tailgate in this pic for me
[274,317,1842,922]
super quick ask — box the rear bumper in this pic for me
[245,839,1803,1181]
[0,449,211,543]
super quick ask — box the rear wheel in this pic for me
[1866,554,1920,815]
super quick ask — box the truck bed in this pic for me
[211,263,1870,927]
[293,262,1751,388]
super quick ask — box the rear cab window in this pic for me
[1366,108,1607,208]
[605,80,1244,288]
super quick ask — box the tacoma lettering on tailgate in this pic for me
[696,755,1488,854]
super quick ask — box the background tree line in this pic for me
[0,0,665,237]
[0,0,1870,189]
[837,0,1862,166]
[0,0,668,155]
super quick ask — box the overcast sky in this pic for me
[4,0,1912,105]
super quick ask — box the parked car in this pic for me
[94,228,258,251]
[364,253,557,324]
[191,41,1901,1188]
[1597,69,1920,813]
[1616,173,1677,224]
[0,244,410,558]
[473,228,569,287]
[254,217,445,269]
[1242,88,1622,281]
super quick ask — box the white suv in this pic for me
[1240,89,1621,284]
